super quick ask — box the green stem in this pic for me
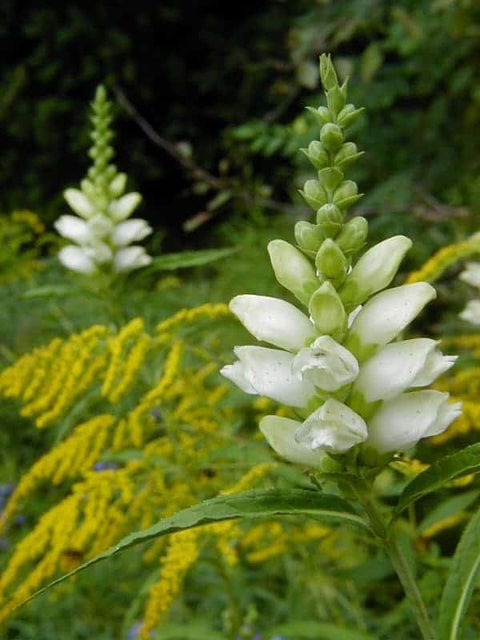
[343,477,436,639]
[385,535,436,640]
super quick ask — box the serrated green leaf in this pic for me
[394,443,480,517]
[267,620,375,639]
[17,489,367,610]
[438,507,480,640]
[145,247,237,272]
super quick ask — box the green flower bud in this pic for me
[309,281,347,338]
[301,140,329,170]
[317,167,344,193]
[316,203,344,237]
[334,142,364,169]
[268,240,319,306]
[335,217,369,255]
[332,180,363,210]
[315,238,348,283]
[320,123,344,152]
[319,54,338,91]
[295,221,325,253]
[337,104,365,128]
[301,180,328,210]
[326,86,346,114]
[306,106,332,127]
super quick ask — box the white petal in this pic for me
[58,246,96,274]
[233,345,315,408]
[347,283,436,356]
[260,415,327,467]
[64,189,95,219]
[459,300,480,325]
[355,339,455,402]
[295,398,368,454]
[366,391,461,453]
[220,362,257,394]
[112,219,152,247]
[108,193,142,222]
[267,239,318,305]
[113,247,152,273]
[229,295,316,352]
[87,214,115,239]
[292,335,359,392]
[459,262,480,289]
[340,235,412,306]
[54,216,91,244]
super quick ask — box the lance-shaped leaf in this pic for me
[16,489,368,610]
[394,443,480,517]
[438,506,480,640]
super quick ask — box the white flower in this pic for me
[292,335,359,392]
[268,239,318,305]
[64,189,95,219]
[54,216,92,244]
[347,283,436,357]
[87,214,115,238]
[366,391,462,453]
[113,246,152,273]
[220,346,315,408]
[108,193,142,222]
[459,262,480,289]
[229,295,316,352]
[58,246,96,274]
[295,398,368,454]
[459,300,480,325]
[260,415,327,467]
[112,219,153,247]
[354,339,456,402]
[339,235,412,306]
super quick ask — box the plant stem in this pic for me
[385,535,436,640]
[344,477,436,639]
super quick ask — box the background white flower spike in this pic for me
[55,86,152,277]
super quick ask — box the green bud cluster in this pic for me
[81,86,124,212]
[297,54,367,290]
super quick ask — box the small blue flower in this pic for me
[127,622,142,638]
[14,514,27,526]
[93,462,118,471]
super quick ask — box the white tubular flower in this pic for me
[63,189,95,219]
[87,214,115,238]
[113,247,152,273]
[108,193,142,222]
[260,415,327,467]
[459,300,480,325]
[54,216,92,244]
[366,391,462,453]
[229,295,316,352]
[295,399,368,454]
[459,262,480,289]
[347,283,436,358]
[58,246,96,274]
[354,339,457,402]
[112,219,153,247]
[267,240,318,305]
[221,346,315,408]
[292,336,359,392]
[340,235,412,306]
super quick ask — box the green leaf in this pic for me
[151,623,227,639]
[267,620,375,640]
[418,490,479,535]
[17,489,367,609]
[394,443,480,517]
[438,506,480,640]
[22,285,75,299]
[145,248,237,272]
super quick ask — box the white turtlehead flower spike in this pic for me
[221,53,460,467]
[55,85,152,276]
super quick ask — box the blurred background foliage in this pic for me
[1,0,480,250]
